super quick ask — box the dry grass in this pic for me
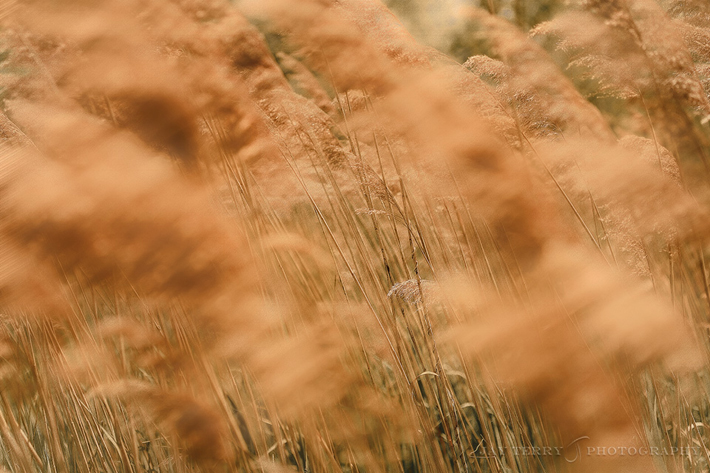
[0,0,705,472]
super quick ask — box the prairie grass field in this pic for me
[0,0,708,472]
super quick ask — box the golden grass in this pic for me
[0,0,705,472]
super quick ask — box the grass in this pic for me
[0,0,707,472]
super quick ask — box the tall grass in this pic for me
[0,0,706,472]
